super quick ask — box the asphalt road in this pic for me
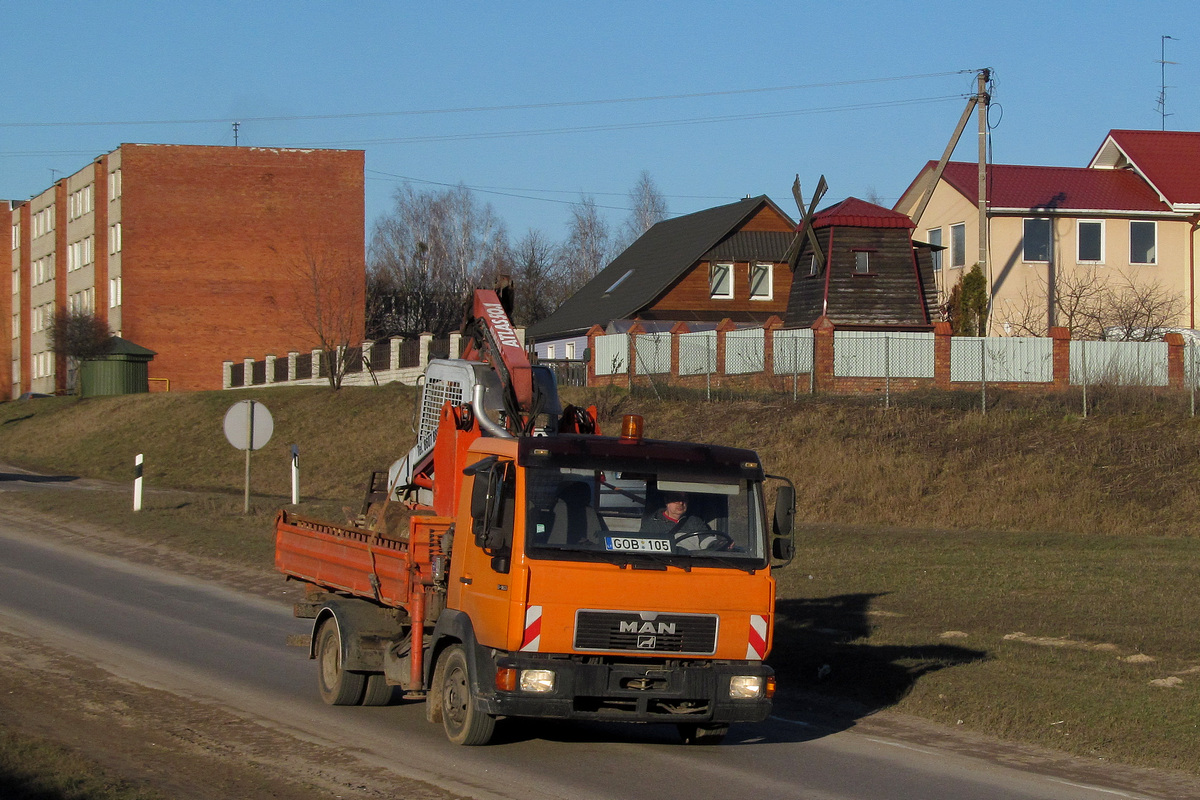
[0,509,1171,800]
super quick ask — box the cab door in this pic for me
[448,457,515,649]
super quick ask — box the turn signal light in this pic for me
[495,667,518,692]
[619,414,644,444]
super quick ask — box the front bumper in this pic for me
[484,654,773,724]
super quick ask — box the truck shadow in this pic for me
[766,593,988,736]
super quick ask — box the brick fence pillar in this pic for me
[389,337,402,371]
[1050,327,1071,389]
[419,332,434,370]
[265,355,276,384]
[288,352,298,382]
[933,321,953,390]
[586,324,605,386]
[243,358,255,386]
[812,315,835,392]
[222,361,234,389]
[1164,332,1186,389]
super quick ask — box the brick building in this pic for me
[7,144,364,396]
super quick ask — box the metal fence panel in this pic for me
[833,331,934,378]
[951,337,1053,383]
[595,333,628,376]
[1071,339,1168,386]
[679,331,717,376]
[634,332,671,375]
[724,328,765,375]
[773,328,814,375]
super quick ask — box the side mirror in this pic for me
[771,483,796,566]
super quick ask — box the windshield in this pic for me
[524,465,768,569]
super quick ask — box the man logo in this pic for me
[619,620,677,635]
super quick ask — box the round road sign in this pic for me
[224,399,274,451]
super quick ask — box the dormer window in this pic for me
[709,262,733,299]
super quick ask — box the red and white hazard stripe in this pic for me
[520,605,542,652]
[746,615,768,660]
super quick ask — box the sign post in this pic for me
[223,400,274,513]
[290,444,300,505]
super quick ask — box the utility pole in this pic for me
[1157,36,1178,130]
[976,68,990,288]
[233,121,240,146]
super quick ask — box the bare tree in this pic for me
[998,266,1185,340]
[369,183,508,339]
[560,195,611,295]
[508,229,564,326]
[289,240,365,390]
[618,170,668,250]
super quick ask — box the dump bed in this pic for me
[274,509,450,609]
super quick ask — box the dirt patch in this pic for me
[0,629,462,800]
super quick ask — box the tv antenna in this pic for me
[1156,35,1178,130]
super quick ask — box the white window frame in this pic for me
[546,344,555,359]
[566,341,576,359]
[1129,220,1157,265]
[1076,220,1105,264]
[709,262,733,299]
[808,254,819,277]
[12,222,20,250]
[853,250,872,274]
[950,223,966,268]
[109,222,122,254]
[749,261,773,300]
[109,168,122,200]
[927,228,943,272]
[1022,218,1053,263]
[109,276,122,307]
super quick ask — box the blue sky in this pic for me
[3,2,1197,245]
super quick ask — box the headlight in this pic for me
[729,675,765,700]
[519,669,556,693]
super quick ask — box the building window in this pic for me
[853,250,872,274]
[109,276,122,307]
[927,228,943,272]
[808,254,819,277]
[10,222,18,251]
[749,262,773,300]
[566,341,576,359]
[109,222,122,254]
[1023,218,1052,263]
[1077,220,1104,264]
[950,223,966,268]
[546,344,555,359]
[109,169,122,201]
[1130,221,1156,264]
[710,263,733,299]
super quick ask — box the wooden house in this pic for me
[784,197,938,330]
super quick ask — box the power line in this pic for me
[0,69,976,128]
[290,94,965,148]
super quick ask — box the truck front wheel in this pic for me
[439,645,495,745]
[316,620,366,706]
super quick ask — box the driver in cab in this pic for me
[641,491,726,551]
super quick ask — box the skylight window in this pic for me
[604,269,634,294]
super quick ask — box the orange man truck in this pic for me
[274,290,795,745]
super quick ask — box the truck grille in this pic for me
[573,610,718,655]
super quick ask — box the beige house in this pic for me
[895,130,1200,337]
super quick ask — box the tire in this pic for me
[439,645,496,745]
[316,620,366,706]
[361,672,396,706]
[677,723,728,745]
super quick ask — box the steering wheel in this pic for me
[672,527,735,551]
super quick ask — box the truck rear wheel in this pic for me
[361,673,396,706]
[439,645,495,745]
[316,620,366,706]
[677,723,728,745]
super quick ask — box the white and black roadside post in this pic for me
[133,453,144,511]
[223,399,274,514]
[290,444,300,505]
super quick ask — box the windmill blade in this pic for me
[792,175,829,273]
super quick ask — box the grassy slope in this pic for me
[0,385,1197,774]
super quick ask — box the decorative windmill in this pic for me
[783,174,828,274]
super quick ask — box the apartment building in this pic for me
[7,144,364,396]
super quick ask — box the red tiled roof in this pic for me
[1097,130,1200,206]
[935,161,1170,213]
[809,197,915,229]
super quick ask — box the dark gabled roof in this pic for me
[528,196,794,340]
